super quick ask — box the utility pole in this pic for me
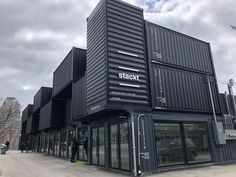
[228,79,236,118]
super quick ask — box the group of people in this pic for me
[70,137,88,163]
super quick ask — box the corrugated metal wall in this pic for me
[210,118,236,163]
[39,100,66,130]
[145,21,215,75]
[39,101,52,130]
[73,48,86,82]
[33,87,52,112]
[72,75,86,120]
[64,97,72,126]
[51,100,65,128]
[22,104,33,122]
[26,116,33,134]
[53,51,73,95]
[150,65,220,113]
[107,0,150,107]
[86,0,150,114]
[53,47,86,96]
[86,0,107,113]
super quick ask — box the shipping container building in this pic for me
[21,0,236,176]
[86,0,150,116]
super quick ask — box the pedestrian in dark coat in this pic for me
[5,141,10,150]
[71,138,78,163]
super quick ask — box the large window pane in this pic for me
[68,130,76,159]
[120,123,129,170]
[45,134,49,154]
[60,130,67,158]
[49,134,54,155]
[154,123,185,166]
[92,128,98,165]
[98,127,105,166]
[110,124,119,168]
[54,133,60,156]
[184,124,212,164]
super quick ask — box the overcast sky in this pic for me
[0,0,235,109]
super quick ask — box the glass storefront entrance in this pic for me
[60,130,67,158]
[68,129,76,159]
[154,122,212,167]
[110,122,130,170]
[91,126,105,166]
[78,128,88,161]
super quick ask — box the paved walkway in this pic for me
[1,151,236,177]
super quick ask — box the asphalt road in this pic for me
[1,151,236,177]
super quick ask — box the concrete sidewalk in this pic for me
[1,151,236,177]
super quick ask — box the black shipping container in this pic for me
[145,21,215,75]
[72,75,86,120]
[86,0,150,114]
[33,87,52,112]
[22,104,33,122]
[26,116,33,134]
[39,100,65,130]
[53,47,86,96]
[150,64,221,113]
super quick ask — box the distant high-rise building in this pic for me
[0,97,21,150]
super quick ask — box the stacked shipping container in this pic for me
[145,22,220,113]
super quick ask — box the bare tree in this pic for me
[0,97,21,149]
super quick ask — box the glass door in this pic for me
[91,126,105,166]
[67,129,76,159]
[60,130,67,158]
[54,132,60,156]
[49,133,54,155]
[78,128,88,161]
[110,124,119,168]
[120,122,129,170]
[109,122,130,170]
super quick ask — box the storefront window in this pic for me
[49,134,54,155]
[40,134,45,153]
[60,130,67,158]
[78,128,88,161]
[120,122,129,170]
[68,129,76,159]
[109,122,130,170]
[54,132,60,156]
[154,123,185,166]
[45,134,49,154]
[184,124,212,164]
[154,122,212,167]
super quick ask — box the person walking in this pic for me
[70,138,78,163]
[21,142,25,153]
[5,141,10,150]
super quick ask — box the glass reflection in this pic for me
[155,123,185,166]
[184,124,212,163]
